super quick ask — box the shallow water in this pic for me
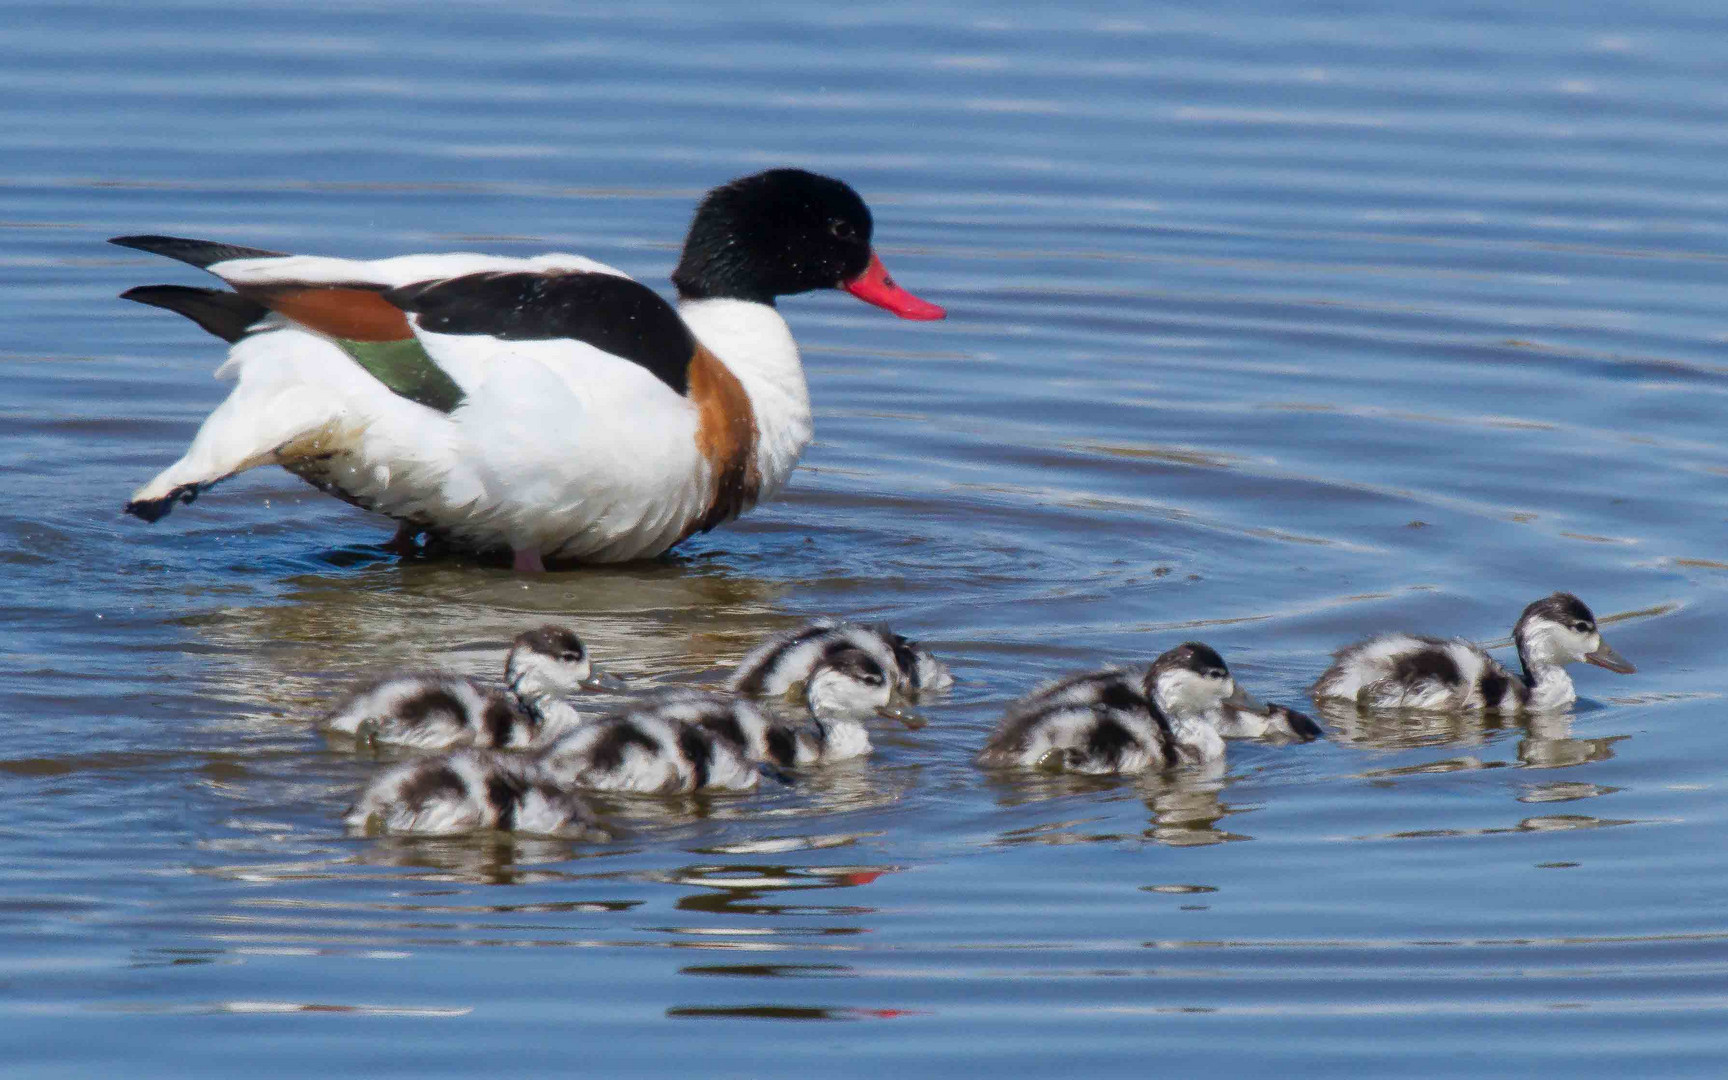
[5,0,1728,1075]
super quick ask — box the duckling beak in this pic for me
[875,703,928,730]
[1224,684,1272,715]
[579,669,627,692]
[1584,640,1636,674]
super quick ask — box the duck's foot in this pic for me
[382,521,422,554]
[512,547,546,574]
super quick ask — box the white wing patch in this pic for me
[210,251,629,287]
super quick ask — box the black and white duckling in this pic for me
[977,642,1277,774]
[531,647,891,793]
[1312,592,1636,713]
[631,674,877,771]
[728,618,953,700]
[322,625,621,751]
[532,710,762,795]
[345,748,606,837]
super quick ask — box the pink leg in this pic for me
[512,547,546,574]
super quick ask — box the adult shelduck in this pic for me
[111,169,945,569]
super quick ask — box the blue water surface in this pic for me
[3,1,1728,1076]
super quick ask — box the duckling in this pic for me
[978,642,1275,773]
[532,647,894,793]
[322,625,621,751]
[1312,592,1635,712]
[532,710,762,795]
[345,748,606,837]
[728,618,952,700]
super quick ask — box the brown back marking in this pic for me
[237,283,414,342]
[686,342,761,536]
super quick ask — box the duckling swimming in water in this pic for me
[728,618,952,700]
[977,642,1277,773]
[323,625,621,751]
[345,748,606,837]
[1312,592,1635,712]
[535,645,898,792]
[532,709,763,794]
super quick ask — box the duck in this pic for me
[1311,591,1636,712]
[345,748,606,837]
[109,168,946,570]
[728,618,952,701]
[976,642,1279,774]
[322,624,620,750]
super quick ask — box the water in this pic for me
[5,0,1728,1074]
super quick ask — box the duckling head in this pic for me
[805,645,924,728]
[1144,641,1267,721]
[506,625,624,701]
[1514,593,1635,674]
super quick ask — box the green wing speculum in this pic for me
[335,338,465,414]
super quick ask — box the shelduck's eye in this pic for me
[561,651,582,662]
[827,218,859,241]
[1571,622,1591,633]
[1206,669,1227,680]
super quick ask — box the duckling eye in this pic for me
[1571,622,1591,633]
[1206,669,1226,680]
[827,218,858,241]
[560,651,582,662]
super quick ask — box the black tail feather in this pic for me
[109,234,286,269]
[120,285,270,343]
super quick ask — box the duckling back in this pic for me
[1313,632,1523,711]
[729,619,949,698]
[345,749,603,837]
[323,673,526,750]
[535,711,760,794]
[978,696,1175,774]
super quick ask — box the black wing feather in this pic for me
[120,285,269,343]
[384,271,695,395]
[110,234,287,269]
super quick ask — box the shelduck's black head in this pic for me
[672,168,945,320]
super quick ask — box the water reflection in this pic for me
[1318,700,1626,774]
[656,861,894,920]
[1315,698,1520,749]
[183,557,804,704]
[1518,713,1624,771]
[342,833,617,886]
[987,772,1247,847]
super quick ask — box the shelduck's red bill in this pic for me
[843,251,946,321]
